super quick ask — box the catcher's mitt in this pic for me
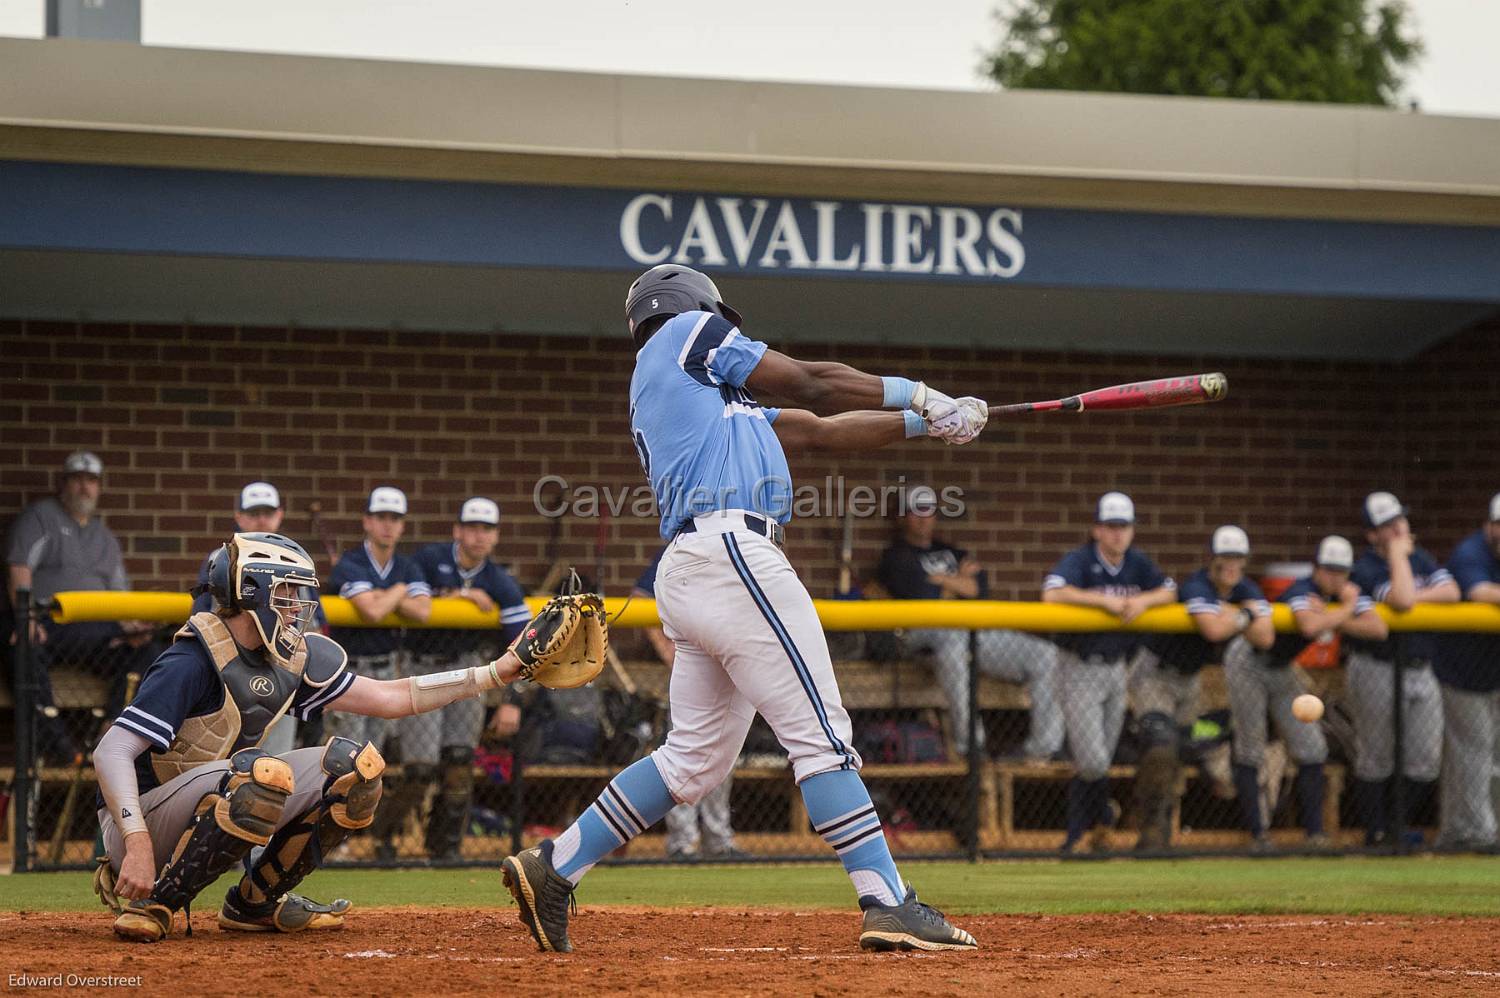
[509,578,608,689]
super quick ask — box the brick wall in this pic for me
[2,317,1496,602]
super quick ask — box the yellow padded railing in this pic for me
[45,591,1500,633]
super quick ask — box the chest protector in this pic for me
[152,612,348,783]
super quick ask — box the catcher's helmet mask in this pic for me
[199,532,320,669]
[625,264,744,348]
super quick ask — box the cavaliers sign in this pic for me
[619,194,1026,279]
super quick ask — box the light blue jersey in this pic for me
[629,311,790,540]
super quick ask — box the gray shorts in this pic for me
[98,745,331,876]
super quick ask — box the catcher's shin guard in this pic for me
[426,746,475,860]
[114,749,293,942]
[221,737,383,933]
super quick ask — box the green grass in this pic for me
[10,856,1500,916]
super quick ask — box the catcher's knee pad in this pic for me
[236,738,384,911]
[323,736,386,830]
[149,749,294,915]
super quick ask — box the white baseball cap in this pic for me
[237,481,281,512]
[1211,525,1250,557]
[366,486,408,516]
[1362,491,1408,529]
[904,485,938,517]
[62,451,103,476]
[1315,535,1355,571]
[1490,491,1500,523]
[1097,492,1135,525]
[459,496,500,525]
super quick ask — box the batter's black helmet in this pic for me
[625,264,744,346]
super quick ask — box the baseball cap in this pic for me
[366,486,408,516]
[903,485,939,517]
[1489,492,1500,523]
[62,451,102,477]
[459,496,500,525]
[1211,525,1250,557]
[1362,491,1408,529]
[1315,535,1355,571]
[1097,492,1135,525]
[237,481,281,512]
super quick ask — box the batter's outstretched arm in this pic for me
[771,408,911,452]
[748,350,898,413]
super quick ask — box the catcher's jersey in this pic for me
[630,311,788,540]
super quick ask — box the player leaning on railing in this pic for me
[90,531,556,943]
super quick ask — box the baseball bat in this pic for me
[988,373,1228,416]
[837,507,856,596]
[306,500,339,570]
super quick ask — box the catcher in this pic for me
[94,531,605,942]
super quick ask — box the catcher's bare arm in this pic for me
[327,651,524,719]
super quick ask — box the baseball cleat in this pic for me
[112,900,173,943]
[501,839,577,953]
[858,886,978,952]
[218,886,351,932]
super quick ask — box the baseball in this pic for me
[1292,694,1324,723]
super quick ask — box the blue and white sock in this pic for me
[550,756,676,885]
[801,769,904,907]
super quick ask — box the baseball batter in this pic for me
[500,264,982,953]
[1222,535,1385,847]
[1346,491,1459,846]
[93,532,529,942]
[1433,492,1500,849]
[1042,492,1176,854]
[1129,526,1273,850]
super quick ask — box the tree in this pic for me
[983,0,1422,105]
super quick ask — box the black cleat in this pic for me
[501,839,577,953]
[858,886,977,952]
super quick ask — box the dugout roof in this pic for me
[2,37,1498,360]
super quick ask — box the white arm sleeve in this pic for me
[94,724,153,838]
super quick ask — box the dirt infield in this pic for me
[4,907,1499,996]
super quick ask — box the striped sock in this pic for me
[551,756,676,885]
[801,770,903,907]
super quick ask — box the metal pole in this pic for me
[1391,634,1408,854]
[13,589,36,873]
[964,630,981,861]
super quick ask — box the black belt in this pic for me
[676,513,785,548]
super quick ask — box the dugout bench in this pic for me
[3,660,1352,863]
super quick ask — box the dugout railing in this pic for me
[6,591,1498,871]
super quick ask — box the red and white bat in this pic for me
[988,373,1227,416]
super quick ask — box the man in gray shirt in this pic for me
[7,452,154,762]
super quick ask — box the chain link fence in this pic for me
[5,592,1496,871]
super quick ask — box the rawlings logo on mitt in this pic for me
[508,584,609,689]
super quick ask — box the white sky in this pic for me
[1,0,1495,118]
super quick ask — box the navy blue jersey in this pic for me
[407,542,531,656]
[877,539,990,600]
[1436,531,1500,692]
[634,547,666,597]
[192,549,327,629]
[107,638,353,800]
[1346,546,1454,661]
[1259,576,1370,668]
[1150,568,1270,673]
[1043,543,1174,660]
[328,543,431,658]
